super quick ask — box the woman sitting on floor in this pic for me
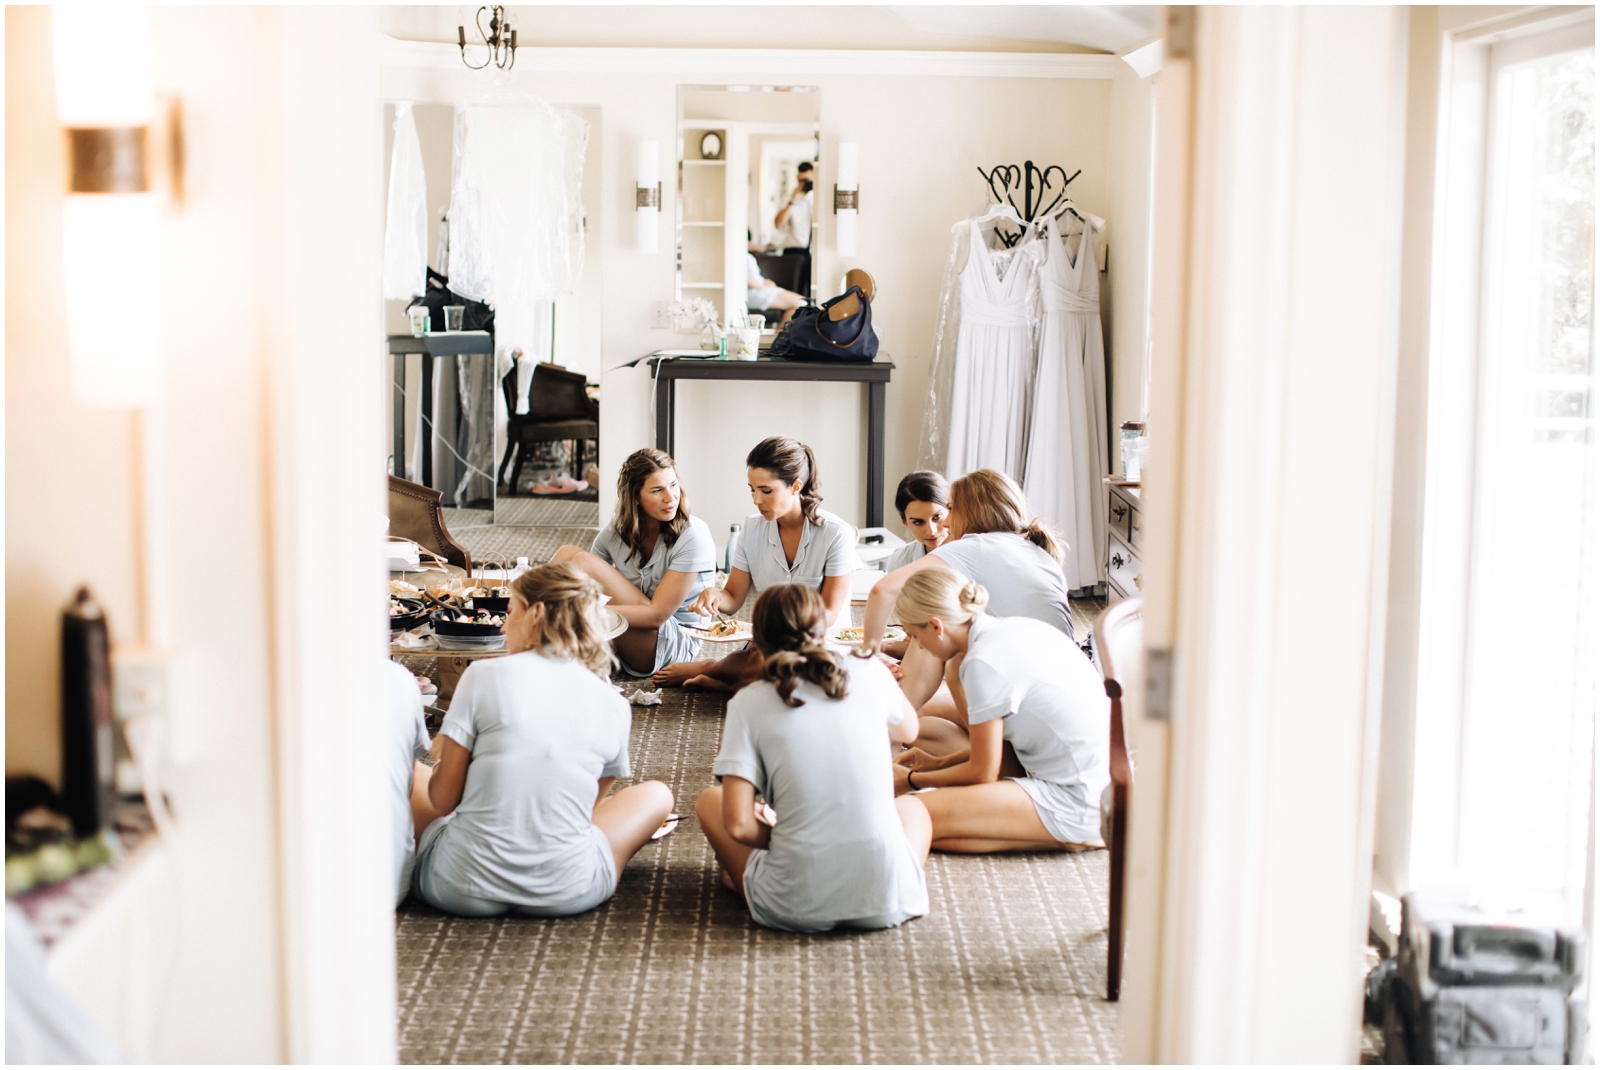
[890,569,1108,854]
[862,468,1074,714]
[552,448,717,677]
[696,584,931,931]
[411,563,674,918]
[654,436,858,690]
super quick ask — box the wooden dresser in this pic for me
[1105,482,1144,600]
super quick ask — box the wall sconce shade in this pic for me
[834,142,859,257]
[54,3,162,407]
[636,139,660,254]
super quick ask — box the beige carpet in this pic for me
[395,686,1119,1064]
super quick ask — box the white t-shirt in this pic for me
[590,514,717,625]
[931,531,1074,638]
[713,656,927,930]
[430,651,632,906]
[732,508,859,597]
[960,615,1109,842]
[780,190,814,249]
[386,660,431,906]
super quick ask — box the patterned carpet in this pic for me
[395,686,1119,1064]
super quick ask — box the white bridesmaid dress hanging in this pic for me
[943,220,1039,481]
[1023,214,1108,591]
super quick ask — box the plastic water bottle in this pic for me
[724,525,742,573]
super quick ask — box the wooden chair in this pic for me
[387,475,471,574]
[498,362,598,495]
[1093,596,1143,1002]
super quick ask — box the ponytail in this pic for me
[746,436,824,527]
[510,562,618,678]
[950,469,1067,565]
[750,584,848,707]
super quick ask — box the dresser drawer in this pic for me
[1106,534,1142,599]
[1127,501,1143,550]
[1107,490,1133,544]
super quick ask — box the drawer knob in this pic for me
[1111,553,1125,568]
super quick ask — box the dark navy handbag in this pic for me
[774,285,878,362]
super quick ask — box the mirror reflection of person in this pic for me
[748,251,803,326]
[773,161,814,249]
[773,160,814,297]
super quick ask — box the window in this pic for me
[1417,14,1595,922]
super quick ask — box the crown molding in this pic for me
[380,35,1117,79]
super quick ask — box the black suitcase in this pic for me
[1374,891,1587,1064]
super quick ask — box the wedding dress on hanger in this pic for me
[1023,214,1108,591]
[944,219,1039,481]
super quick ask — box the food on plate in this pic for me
[835,625,905,644]
[390,579,421,596]
[708,618,741,637]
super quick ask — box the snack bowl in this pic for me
[429,608,507,637]
[390,597,428,631]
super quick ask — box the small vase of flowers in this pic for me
[668,297,721,349]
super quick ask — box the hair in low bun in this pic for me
[751,584,848,707]
[510,562,617,678]
[893,566,989,628]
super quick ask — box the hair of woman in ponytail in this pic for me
[750,584,848,707]
[510,562,617,678]
[893,566,990,628]
[746,436,824,526]
[948,468,1066,564]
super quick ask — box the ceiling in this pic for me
[887,6,1158,55]
[380,6,1159,54]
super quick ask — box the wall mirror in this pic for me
[676,85,820,327]
[382,101,603,527]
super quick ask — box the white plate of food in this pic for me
[833,624,906,647]
[682,617,753,644]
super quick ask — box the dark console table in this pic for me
[389,332,494,487]
[640,353,895,528]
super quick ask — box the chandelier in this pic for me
[457,6,517,71]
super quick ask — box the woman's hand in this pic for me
[691,587,721,617]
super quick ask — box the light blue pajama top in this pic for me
[960,615,1109,844]
[423,651,632,910]
[731,508,859,594]
[931,531,1074,638]
[386,659,431,907]
[590,514,717,625]
[713,656,928,933]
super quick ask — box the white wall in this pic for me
[382,54,1120,540]
[1107,58,1157,435]
[6,7,394,1060]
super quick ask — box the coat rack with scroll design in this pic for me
[976,161,1082,247]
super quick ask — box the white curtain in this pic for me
[381,103,427,301]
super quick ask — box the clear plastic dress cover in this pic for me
[382,103,428,301]
[916,213,1042,473]
[447,92,589,306]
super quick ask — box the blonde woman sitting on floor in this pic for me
[411,563,674,917]
[890,568,1108,854]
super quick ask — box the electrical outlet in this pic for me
[650,299,670,330]
[113,645,203,771]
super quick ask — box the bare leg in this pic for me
[657,645,762,690]
[768,288,803,326]
[919,780,1101,854]
[410,761,445,842]
[896,795,933,865]
[550,546,661,673]
[592,780,675,878]
[911,717,969,759]
[695,786,757,896]
[898,639,946,710]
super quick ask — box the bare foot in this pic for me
[684,674,738,692]
[653,659,713,688]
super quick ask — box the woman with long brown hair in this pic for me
[552,448,716,676]
[654,436,858,689]
[696,584,931,931]
[888,569,1108,854]
[411,563,674,917]
[860,468,1074,713]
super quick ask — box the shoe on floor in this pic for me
[530,472,589,495]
